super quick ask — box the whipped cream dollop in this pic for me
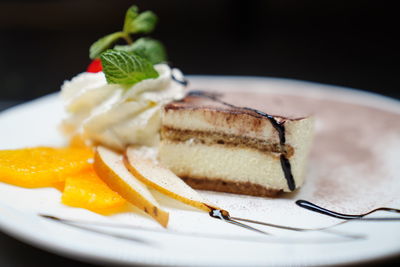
[61,64,185,149]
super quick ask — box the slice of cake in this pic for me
[158,91,314,197]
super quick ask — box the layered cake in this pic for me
[159,91,314,197]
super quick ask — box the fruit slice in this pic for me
[62,168,126,214]
[94,146,169,227]
[124,147,215,212]
[69,134,92,150]
[0,147,93,188]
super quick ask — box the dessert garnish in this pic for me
[208,200,399,238]
[62,167,126,214]
[94,146,169,227]
[210,201,400,237]
[171,72,189,86]
[86,59,103,73]
[208,207,364,239]
[296,200,400,221]
[124,146,215,212]
[208,208,270,235]
[61,5,185,150]
[89,5,165,65]
[0,147,92,188]
[88,5,165,85]
[0,146,127,213]
[94,145,229,227]
[159,90,314,196]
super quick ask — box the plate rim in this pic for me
[1,75,399,266]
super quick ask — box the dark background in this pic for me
[0,0,399,101]
[0,0,400,266]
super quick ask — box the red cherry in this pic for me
[87,59,103,73]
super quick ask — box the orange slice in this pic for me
[69,134,88,148]
[0,147,93,188]
[68,134,93,151]
[62,168,126,214]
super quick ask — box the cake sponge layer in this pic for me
[159,142,303,193]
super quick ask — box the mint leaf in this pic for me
[123,5,139,34]
[89,32,125,59]
[125,11,157,34]
[114,37,167,64]
[100,50,159,85]
[133,11,157,33]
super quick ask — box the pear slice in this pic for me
[124,147,216,213]
[94,146,169,227]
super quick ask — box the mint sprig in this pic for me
[126,11,157,34]
[89,32,126,60]
[89,5,162,60]
[114,37,166,64]
[123,5,139,34]
[123,7,157,34]
[89,5,167,86]
[100,50,159,85]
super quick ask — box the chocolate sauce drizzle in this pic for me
[208,208,270,235]
[207,208,364,239]
[243,108,295,191]
[171,73,189,86]
[40,211,364,241]
[42,200,400,243]
[208,200,400,239]
[40,200,400,244]
[296,200,400,221]
[44,200,398,241]
[186,90,295,191]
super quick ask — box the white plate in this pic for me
[0,76,400,266]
